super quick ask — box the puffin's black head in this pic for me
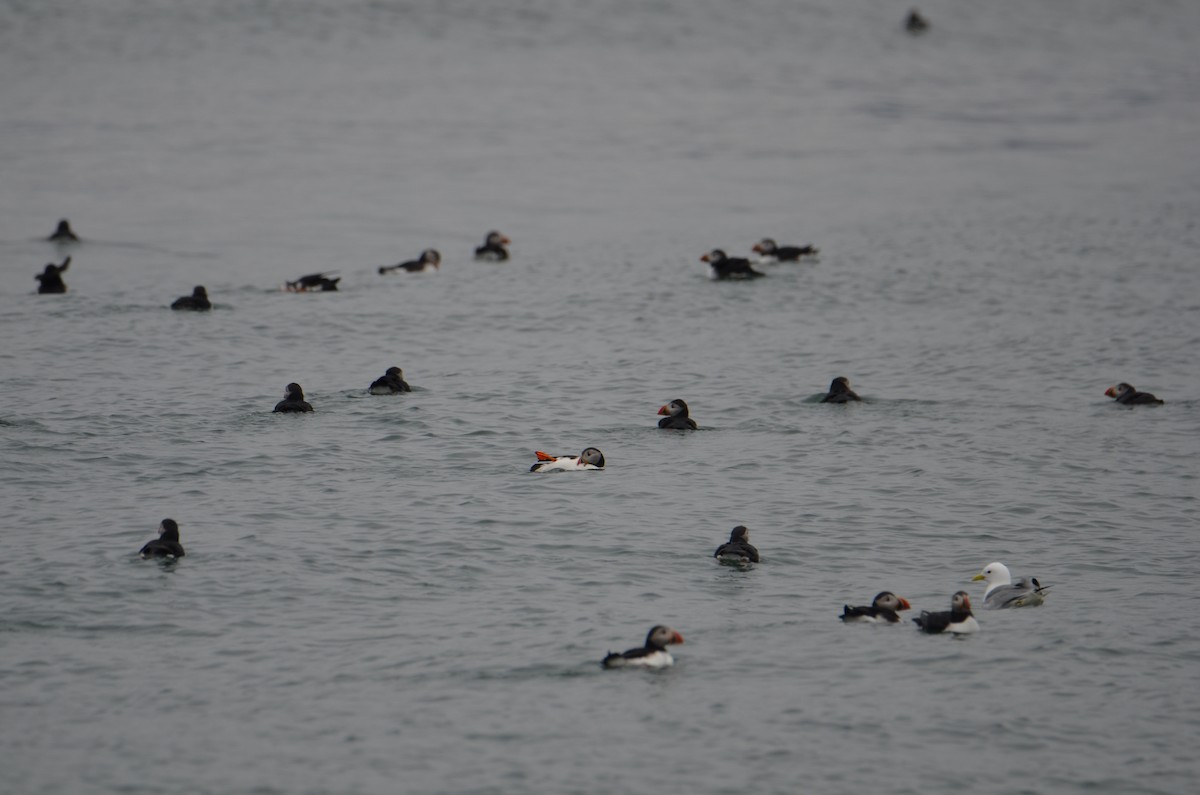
[285,382,305,400]
[485,231,510,247]
[644,625,685,649]
[579,447,605,468]
[421,249,441,267]
[385,366,403,377]
[729,525,749,543]
[1104,382,1134,399]
[951,591,972,614]
[193,286,208,299]
[657,399,689,418]
[752,238,777,255]
[700,249,728,263]
[159,519,180,542]
[872,591,911,611]
[829,376,851,391]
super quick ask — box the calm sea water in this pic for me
[3,2,1199,793]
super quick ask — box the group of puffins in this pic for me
[601,527,1049,668]
[838,561,1049,636]
[41,216,1152,665]
[285,230,511,292]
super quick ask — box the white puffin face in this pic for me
[754,238,777,254]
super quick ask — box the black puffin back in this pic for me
[139,519,185,559]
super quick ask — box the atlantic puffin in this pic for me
[701,249,764,280]
[273,383,314,413]
[714,525,759,564]
[751,238,819,261]
[285,272,340,292]
[139,519,186,560]
[35,257,70,294]
[529,447,605,472]
[601,625,684,669]
[47,219,79,243]
[368,366,411,394]
[474,231,511,261]
[840,591,912,623]
[972,562,1048,609]
[171,285,212,311]
[379,249,441,274]
[1104,382,1163,406]
[657,399,698,430]
[821,376,861,403]
[913,591,979,634]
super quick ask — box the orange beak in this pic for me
[752,244,764,254]
[501,235,511,245]
[700,253,711,262]
[671,631,684,644]
[898,597,912,611]
[657,405,670,415]
[1104,386,1118,397]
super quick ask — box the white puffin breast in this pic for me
[537,457,599,472]
[624,650,674,668]
[947,616,980,634]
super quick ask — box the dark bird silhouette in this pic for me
[701,249,764,280]
[474,231,511,261]
[821,376,861,403]
[171,285,212,311]
[368,366,412,394]
[139,519,186,560]
[714,525,760,564]
[35,257,71,294]
[47,219,79,242]
[379,249,441,274]
[1104,382,1163,406]
[751,237,819,261]
[273,383,314,413]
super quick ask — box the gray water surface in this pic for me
[2,2,1199,794]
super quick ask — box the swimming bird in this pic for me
[972,562,1048,609]
[35,257,71,294]
[601,625,684,669]
[47,219,79,243]
[273,383,314,413]
[701,249,764,280]
[139,519,186,560]
[905,9,929,34]
[171,285,212,311]
[657,399,698,430]
[714,525,760,564]
[379,249,441,274]
[1104,382,1163,406]
[529,447,605,472]
[840,591,912,623]
[474,231,511,261]
[285,272,340,292]
[821,376,862,403]
[913,591,979,634]
[368,366,411,394]
[751,237,819,261]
